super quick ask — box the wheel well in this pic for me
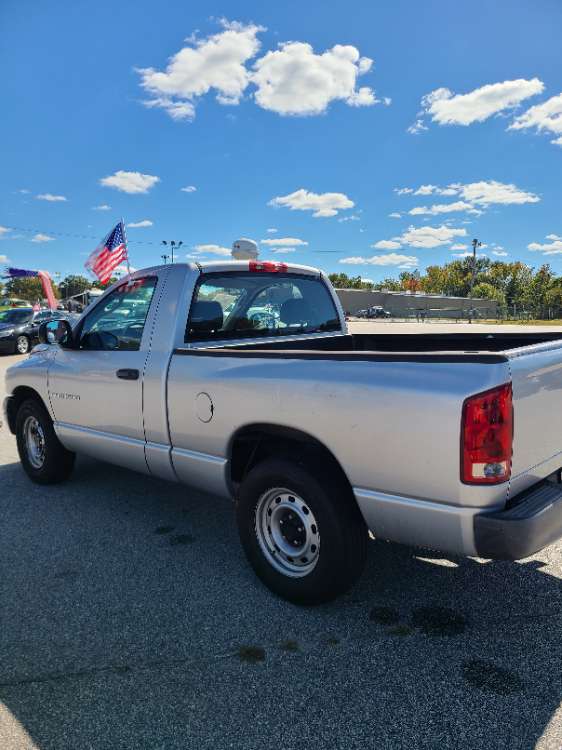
[229,424,353,493]
[6,386,45,434]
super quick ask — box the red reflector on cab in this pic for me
[461,382,513,485]
[249,260,288,273]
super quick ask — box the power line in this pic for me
[5,225,162,246]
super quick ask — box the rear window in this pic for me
[186,272,340,342]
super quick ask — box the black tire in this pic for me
[15,335,30,355]
[15,398,75,484]
[236,458,367,605]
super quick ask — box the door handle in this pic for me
[116,368,140,381]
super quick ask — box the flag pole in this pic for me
[121,217,131,275]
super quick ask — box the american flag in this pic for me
[85,221,128,284]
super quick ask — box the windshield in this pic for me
[0,309,33,325]
[186,272,341,342]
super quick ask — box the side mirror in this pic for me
[38,319,73,347]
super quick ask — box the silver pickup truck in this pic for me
[4,260,562,603]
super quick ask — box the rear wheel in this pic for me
[236,458,367,605]
[15,335,30,355]
[15,398,75,484]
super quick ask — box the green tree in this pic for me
[328,272,373,290]
[5,276,60,301]
[59,274,93,299]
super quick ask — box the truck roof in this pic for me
[131,260,323,277]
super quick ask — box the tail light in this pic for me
[461,383,513,484]
[249,261,288,273]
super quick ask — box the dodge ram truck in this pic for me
[4,260,562,604]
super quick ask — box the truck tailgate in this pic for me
[509,339,562,498]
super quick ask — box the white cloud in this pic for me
[260,237,308,247]
[0,226,10,236]
[127,219,153,228]
[193,243,232,256]
[0,255,9,263]
[509,93,562,146]
[114,264,137,276]
[36,193,67,202]
[389,212,401,219]
[398,180,539,209]
[137,21,383,120]
[17,189,30,194]
[456,180,539,205]
[338,214,361,223]
[138,20,264,121]
[31,233,55,243]
[271,247,296,254]
[451,243,468,250]
[252,41,378,115]
[180,185,197,192]
[413,184,437,196]
[100,170,160,194]
[340,253,418,266]
[266,227,277,233]
[409,201,477,216]
[268,188,354,218]
[528,236,562,255]
[93,204,111,211]
[407,119,428,135]
[454,252,487,258]
[416,78,544,127]
[492,250,509,257]
[398,224,467,248]
[372,240,402,250]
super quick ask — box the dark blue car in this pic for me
[0,308,72,355]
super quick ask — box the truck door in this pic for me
[47,276,159,473]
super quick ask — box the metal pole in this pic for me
[468,238,481,325]
[121,218,131,275]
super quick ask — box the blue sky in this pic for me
[2,0,562,283]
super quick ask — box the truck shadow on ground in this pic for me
[1,455,561,749]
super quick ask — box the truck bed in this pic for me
[180,331,562,358]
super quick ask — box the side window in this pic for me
[79,277,157,351]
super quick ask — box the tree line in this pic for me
[0,274,112,302]
[329,258,562,319]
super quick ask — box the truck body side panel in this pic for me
[166,352,512,511]
[508,340,562,498]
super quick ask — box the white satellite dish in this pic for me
[232,238,259,260]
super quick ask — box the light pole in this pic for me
[161,240,183,263]
[468,238,482,324]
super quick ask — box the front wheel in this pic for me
[236,458,367,605]
[15,398,75,484]
[15,335,30,355]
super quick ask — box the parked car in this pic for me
[0,308,72,355]
[0,297,31,311]
[4,261,562,604]
[356,305,392,319]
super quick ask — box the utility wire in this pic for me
[5,225,163,246]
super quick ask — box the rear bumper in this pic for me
[354,479,562,560]
[474,480,562,560]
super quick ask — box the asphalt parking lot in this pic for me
[1,341,562,750]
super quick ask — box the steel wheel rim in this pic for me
[24,416,46,469]
[255,488,320,578]
[16,336,29,353]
